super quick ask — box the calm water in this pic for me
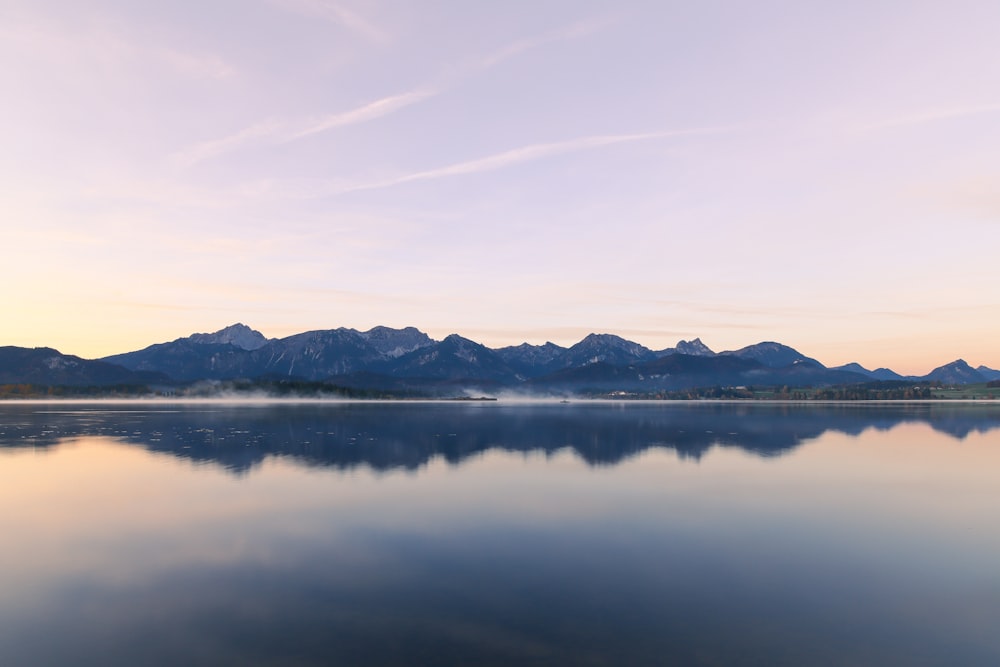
[1,401,999,666]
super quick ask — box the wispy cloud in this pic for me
[265,0,389,44]
[2,17,237,81]
[159,48,236,80]
[473,15,614,70]
[171,90,433,166]
[172,16,608,165]
[172,120,286,167]
[289,90,436,140]
[863,303,1000,320]
[330,127,734,195]
[863,103,1000,131]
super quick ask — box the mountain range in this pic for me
[2,323,998,395]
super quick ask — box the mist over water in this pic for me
[2,401,999,666]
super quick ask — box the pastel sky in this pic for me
[2,0,999,374]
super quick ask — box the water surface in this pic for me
[1,401,998,665]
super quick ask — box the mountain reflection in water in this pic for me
[1,401,998,473]
[1,401,999,666]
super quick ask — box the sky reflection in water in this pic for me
[0,402,998,666]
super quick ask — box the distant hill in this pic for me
[103,339,252,381]
[977,365,1000,381]
[0,346,168,386]
[871,367,908,381]
[720,342,823,368]
[831,363,908,381]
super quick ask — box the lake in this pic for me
[1,401,998,666]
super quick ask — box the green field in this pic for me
[931,383,1000,400]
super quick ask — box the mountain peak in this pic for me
[387,334,518,382]
[675,338,715,356]
[579,333,622,345]
[358,326,434,358]
[574,333,647,351]
[925,359,984,385]
[494,341,568,378]
[188,323,269,350]
[560,333,654,368]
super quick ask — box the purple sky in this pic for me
[2,0,999,373]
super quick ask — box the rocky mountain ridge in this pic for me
[3,324,998,393]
